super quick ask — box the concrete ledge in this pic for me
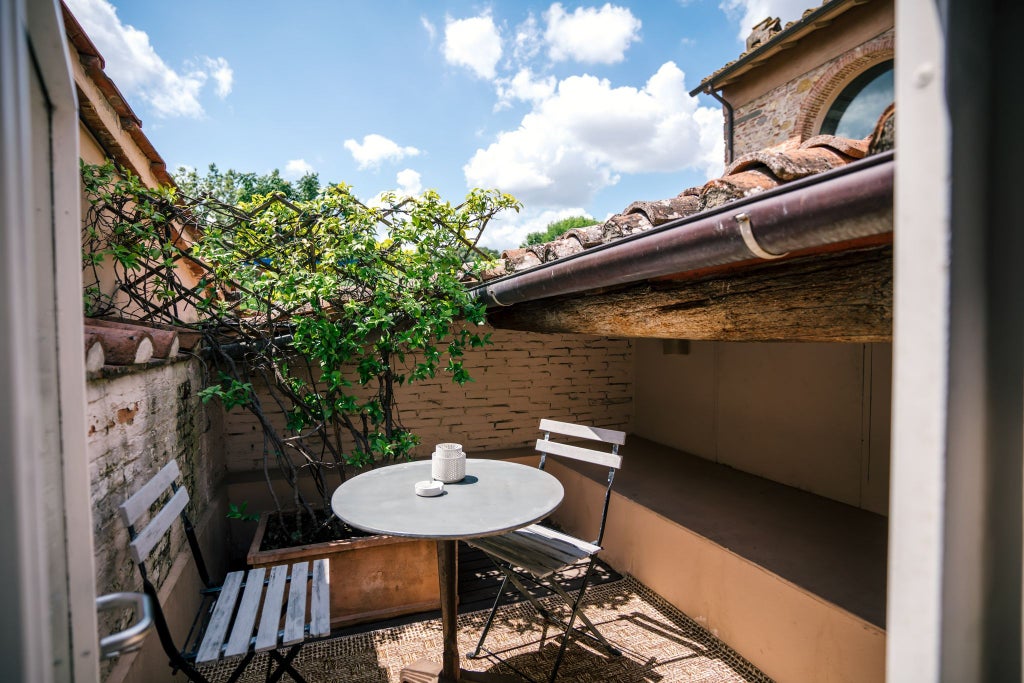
[541,449,886,683]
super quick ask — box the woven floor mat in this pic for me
[199,576,772,682]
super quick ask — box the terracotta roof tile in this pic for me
[545,237,587,260]
[83,317,197,373]
[562,225,605,248]
[726,144,856,181]
[84,323,154,366]
[602,212,653,240]
[867,103,895,155]
[699,167,779,210]
[625,195,702,226]
[501,247,543,271]
[800,135,870,158]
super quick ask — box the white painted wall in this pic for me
[634,339,891,515]
[0,1,99,680]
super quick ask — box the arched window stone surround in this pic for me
[796,31,895,140]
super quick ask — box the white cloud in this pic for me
[421,16,437,42]
[720,0,813,41]
[512,14,542,64]
[479,206,589,251]
[283,159,315,179]
[494,69,557,110]
[203,57,233,98]
[396,169,423,196]
[343,134,421,170]
[65,0,232,118]
[464,62,722,208]
[443,14,503,79]
[544,3,641,64]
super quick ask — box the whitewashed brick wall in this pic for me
[87,358,225,678]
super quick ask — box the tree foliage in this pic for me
[521,215,598,247]
[173,163,323,206]
[81,160,519,519]
[474,245,501,259]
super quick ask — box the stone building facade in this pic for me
[693,0,894,161]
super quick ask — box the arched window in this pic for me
[820,60,894,139]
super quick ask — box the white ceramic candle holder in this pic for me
[432,442,466,483]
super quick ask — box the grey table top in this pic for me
[330,459,564,541]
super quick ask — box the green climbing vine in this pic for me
[81,159,519,523]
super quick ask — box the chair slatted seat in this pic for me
[119,460,330,683]
[468,419,626,682]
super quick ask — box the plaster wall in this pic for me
[79,124,122,316]
[86,359,227,682]
[222,328,634,484]
[69,45,164,189]
[79,124,204,323]
[79,121,110,166]
[634,339,891,515]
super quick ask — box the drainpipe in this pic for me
[472,151,893,308]
[707,88,735,165]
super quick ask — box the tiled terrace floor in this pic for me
[202,546,772,683]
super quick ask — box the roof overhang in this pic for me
[471,153,894,342]
[690,0,868,96]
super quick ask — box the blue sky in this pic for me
[66,0,812,249]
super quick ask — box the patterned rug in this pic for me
[200,576,772,682]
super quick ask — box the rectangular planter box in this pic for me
[247,513,440,629]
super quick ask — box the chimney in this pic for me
[746,16,782,51]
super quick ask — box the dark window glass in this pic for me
[820,61,894,139]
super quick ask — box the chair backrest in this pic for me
[120,460,220,671]
[119,459,210,587]
[535,419,625,545]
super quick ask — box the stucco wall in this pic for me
[634,340,891,515]
[87,359,226,682]
[222,327,633,499]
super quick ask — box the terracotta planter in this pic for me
[247,513,440,629]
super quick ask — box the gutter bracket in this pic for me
[487,287,512,307]
[736,212,789,259]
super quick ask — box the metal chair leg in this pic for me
[223,651,256,683]
[546,574,619,655]
[468,572,513,658]
[547,560,619,682]
[266,645,306,683]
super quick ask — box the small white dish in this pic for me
[415,480,445,497]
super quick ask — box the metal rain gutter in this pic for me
[471,151,893,308]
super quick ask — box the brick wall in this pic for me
[223,328,634,476]
[87,359,226,680]
[732,63,828,155]
[731,29,894,157]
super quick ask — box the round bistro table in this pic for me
[331,458,564,682]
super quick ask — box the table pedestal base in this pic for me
[406,541,521,683]
[399,659,521,683]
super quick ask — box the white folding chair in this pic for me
[468,419,625,681]
[119,459,330,682]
